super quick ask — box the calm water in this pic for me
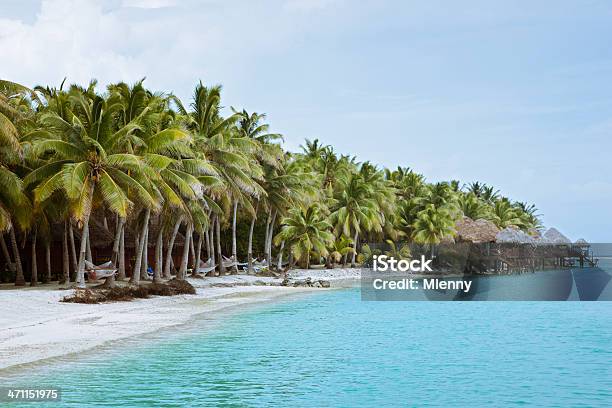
[3,281,612,407]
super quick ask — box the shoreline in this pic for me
[0,270,361,373]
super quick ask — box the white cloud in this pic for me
[0,1,141,88]
[122,0,177,8]
[0,0,329,98]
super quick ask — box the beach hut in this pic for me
[542,227,571,244]
[455,217,499,243]
[495,226,536,244]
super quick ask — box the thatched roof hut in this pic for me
[542,227,571,244]
[496,226,536,243]
[455,217,499,243]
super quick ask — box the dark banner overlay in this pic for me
[360,242,612,301]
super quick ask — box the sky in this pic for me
[1,0,611,241]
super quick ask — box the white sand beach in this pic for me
[0,269,361,372]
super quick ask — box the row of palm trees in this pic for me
[0,78,541,287]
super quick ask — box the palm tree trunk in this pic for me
[247,201,258,274]
[270,210,277,262]
[0,234,14,274]
[10,227,24,286]
[192,232,202,277]
[178,223,193,280]
[103,217,124,288]
[133,234,141,281]
[61,221,69,284]
[286,253,295,278]
[231,201,238,274]
[30,230,38,287]
[351,231,359,267]
[209,219,216,275]
[86,228,92,263]
[118,225,126,280]
[205,226,211,263]
[130,209,150,285]
[247,215,256,274]
[215,216,225,275]
[68,222,78,281]
[266,209,277,266]
[277,240,285,271]
[45,241,51,283]
[111,218,124,265]
[189,234,196,270]
[264,209,271,265]
[140,225,149,281]
[164,217,182,278]
[154,224,163,283]
[306,250,310,270]
[76,194,94,288]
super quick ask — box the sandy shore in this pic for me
[0,269,361,372]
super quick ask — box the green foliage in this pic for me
[384,240,411,259]
[357,244,381,267]
[0,77,544,275]
[274,205,334,268]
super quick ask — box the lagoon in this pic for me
[2,281,611,407]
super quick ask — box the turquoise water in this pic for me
[3,286,611,407]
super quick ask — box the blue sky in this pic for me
[1,0,611,240]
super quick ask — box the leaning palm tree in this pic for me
[25,84,158,287]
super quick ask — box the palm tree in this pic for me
[0,80,36,285]
[356,244,381,267]
[0,77,550,290]
[411,204,456,258]
[300,138,328,161]
[257,159,315,270]
[387,167,426,201]
[328,235,354,268]
[515,201,542,231]
[492,198,523,229]
[458,192,492,220]
[25,83,158,287]
[384,240,411,259]
[274,205,334,269]
[174,83,262,274]
[329,173,382,267]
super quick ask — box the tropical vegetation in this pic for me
[0,78,542,287]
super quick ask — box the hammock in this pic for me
[84,260,117,280]
[222,256,238,269]
[251,259,268,272]
[197,259,216,274]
